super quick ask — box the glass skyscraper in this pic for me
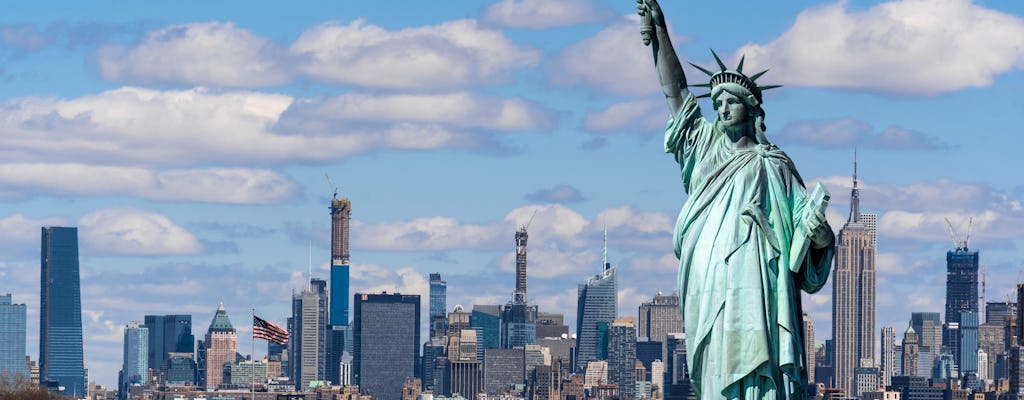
[429,273,447,338]
[354,292,420,400]
[0,294,28,377]
[575,263,617,372]
[121,322,148,398]
[39,226,86,396]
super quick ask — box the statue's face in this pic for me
[714,91,747,127]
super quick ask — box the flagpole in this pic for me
[251,307,256,400]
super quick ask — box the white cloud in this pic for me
[550,15,660,96]
[734,0,1024,95]
[774,118,949,150]
[496,247,600,278]
[290,19,540,89]
[96,22,289,87]
[482,0,610,29]
[0,163,298,204]
[0,214,67,258]
[78,208,203,256]
[353,217,500,251]
[0,87,552,167]
[582,99,665,133]
[284,92,555,132]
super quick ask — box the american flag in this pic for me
[253,315,289,345]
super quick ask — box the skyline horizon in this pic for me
[2,0,1023,389]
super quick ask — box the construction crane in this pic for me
[325,171,338,200]
[944,216,974,251]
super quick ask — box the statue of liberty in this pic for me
[636,1,837,399]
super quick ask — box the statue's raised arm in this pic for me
[637,0,688,116]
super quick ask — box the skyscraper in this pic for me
[0,294,28,378]
[514,225,528,304]
[430,273,447,339]
[831,159,877,391]
[944,245,979,367]
[575,262,617,372]
[803,313,815,384]
[607,317,637,399]
[329,195,351,327]
[638,293,682,342]
[39,226,86,396]
[291,279,327,389]
[880,326,896,387]
[910,312,942,377]
[203,303,237,390]
[143,314,193,380]
[121,322,148,399]
[902,324,919,377]
[354,292,420,400]
[330,194,351,266]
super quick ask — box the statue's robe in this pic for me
[665,93,834,400]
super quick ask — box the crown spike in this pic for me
[748,69,770,82]
[688,62,716,77]
[710,49,728,71]
[736,55,746,73]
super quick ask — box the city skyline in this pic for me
[2,0,1024,390]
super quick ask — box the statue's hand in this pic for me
[636,0,665,26]
[805,209,833,249]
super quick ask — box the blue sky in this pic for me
[2,0,1024,388]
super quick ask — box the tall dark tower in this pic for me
[40,226,86,397]
[514,226,528,304]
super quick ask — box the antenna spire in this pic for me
[307,240,312,292]
[603,226,608,272]
[849,148,861,223]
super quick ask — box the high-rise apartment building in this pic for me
[39,226,86,396]
[291,279,327,389]
[831,162,877,392]
[638,293,682,342]
[430,273,447,339]
[203,303,237,390]
[0,294,28,378]
[514,225,529,304]
[354,292,420,400]
[608,317,637,399]
[576,263,617,372]
[803,313,815,384]
[330,195,351,266]
[121,322,148,399]
[329,195,351,326]
[143,314,193,379]
[880,326,896,387]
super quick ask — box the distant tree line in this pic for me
[0,371,65,400]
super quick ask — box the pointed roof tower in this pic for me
[208,302,235,333]
[848,148,861,223]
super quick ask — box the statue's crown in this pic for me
[689,49,781,103]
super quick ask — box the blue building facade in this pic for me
[121,322,148,400]
[0,294,28,377]
[39,226,86,396]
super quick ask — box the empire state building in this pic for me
[831,156,877,392]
